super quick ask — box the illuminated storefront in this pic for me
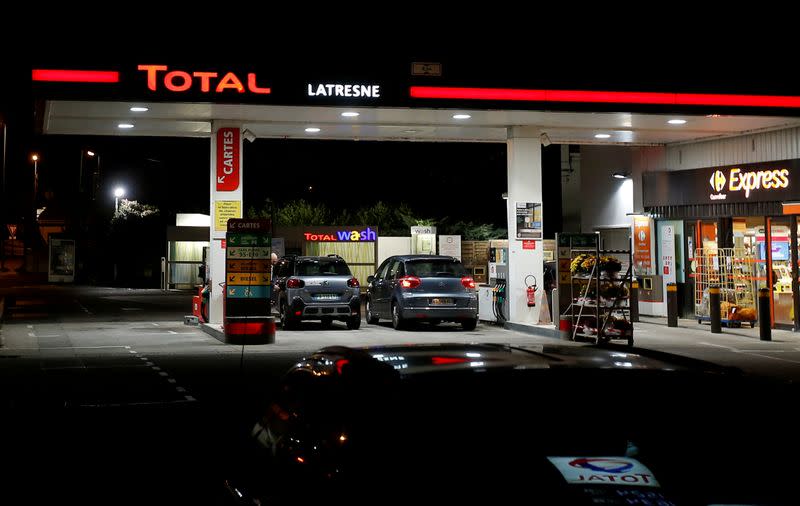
[644,159,800,329]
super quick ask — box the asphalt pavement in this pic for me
[2,282,800,503]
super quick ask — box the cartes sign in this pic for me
[216,128,240,191]
[643,158,800,206]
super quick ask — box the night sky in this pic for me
[14,134,515,229]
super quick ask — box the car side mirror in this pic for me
[367,275,375,283]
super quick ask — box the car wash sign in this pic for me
[304,227,377,242]
[547,457,660,488]
[643,158,800,206]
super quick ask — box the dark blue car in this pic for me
[365,255,478,330]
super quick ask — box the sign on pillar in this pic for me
[209,125,244,324]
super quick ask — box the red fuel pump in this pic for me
[525,275,537,307]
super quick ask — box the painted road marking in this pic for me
[27,332,35,337]
[27,325,33,329]
[128,350,138,354]
[158,372,169,376]
[167,379,177,384]
[185,396,196,402]
[700,341,800,364]
[121,307,143,311]
[145,362,154,366]
[151,323,159,326]
[168,330,177,334]
[151,366,161,371]
[35,335,62,338]
[176,387,186,393]
[125,346,131,349]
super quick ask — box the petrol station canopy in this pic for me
[33,63,800,144]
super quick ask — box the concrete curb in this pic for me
[504,321,559,339]
[201,320,276,345]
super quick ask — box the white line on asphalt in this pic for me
[167,378,177,384]
[151,323,159,326]
[125,346,131,349]
[128,350,138,354]
[168,330,177,334]
[738,349,787,353]
[139,357,148,360]
[176,387,186,392]
[27,332,35,337]
[8,346,129,350]
[121,307,143,311]
[145,362,154,366]
[75,399,196,408]
[158,372,169,376]
[741,352,800,364]
[151,366,161,371]
[699,342,737,351]
[184,395,196,402]
[35,335,62,338]
[27,325,33,329]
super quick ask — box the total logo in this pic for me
[547,456,660,487]
[708,167,790,199]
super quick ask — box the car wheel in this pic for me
[461,318,478,331]
[391,302,405,330]
[320,316,333,328]
[280,302,297,330]
[347,314,361,330]
[366,298,379,324]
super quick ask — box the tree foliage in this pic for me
[248,199,506,239]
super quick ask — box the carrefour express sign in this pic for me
[643,159,800,206]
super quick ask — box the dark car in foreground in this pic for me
[225,343,799,505]
[365,255,478,330]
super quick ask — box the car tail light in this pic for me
[347,277,359,288]
[461,276,476,289]
[398,276,421,289]
[287,278,305,289]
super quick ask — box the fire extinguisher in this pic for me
[525,275,538,307]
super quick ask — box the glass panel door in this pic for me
[770,217,793,326]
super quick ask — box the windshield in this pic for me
[296,259,351,276]
[406,259,466,277]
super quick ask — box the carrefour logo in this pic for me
[709,170,726,192]
[569,458,634,473]
[708,167,790,198]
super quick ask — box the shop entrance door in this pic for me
[768,217,793,328]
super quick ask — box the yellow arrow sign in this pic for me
[227,272,271,285]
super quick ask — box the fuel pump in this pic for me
[525,275,538,307]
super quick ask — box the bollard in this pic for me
[667,282,678,327]
[709,286,722,334]
[551,288,559,328]
[758,288,771,341]
[559,316,572,341]
[630,280,640,323]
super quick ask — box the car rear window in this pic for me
[405,259,466,277]
[296,259,352,276]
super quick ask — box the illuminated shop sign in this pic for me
[708,167,790,200]
[137,65,271,94]
[643,159,800,207]
[307,83,381,98]
[304,228,377,242]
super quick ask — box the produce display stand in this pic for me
[691,247,757,328]
[559,233,634,346]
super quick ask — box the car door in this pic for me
[381,259,402,313]
[270,259,291,311]
[370,259,392,315]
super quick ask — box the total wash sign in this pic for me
[708,166,790,200]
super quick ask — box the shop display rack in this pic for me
[562,235,633,346]
[691,247,757,328]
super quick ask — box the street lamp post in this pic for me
[114,187,125,212]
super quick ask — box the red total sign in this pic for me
[216,128,240,191]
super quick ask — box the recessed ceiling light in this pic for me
[594,133,611,139]
[305,127,321,133]
[130,106,149,112]
[452,114,471,120]
[403,129,418,133]
[668,119,687,125]
[118,123,134,129]
[612,172,629,179]
[341,112,359,117]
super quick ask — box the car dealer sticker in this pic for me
[547,457,659,487]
